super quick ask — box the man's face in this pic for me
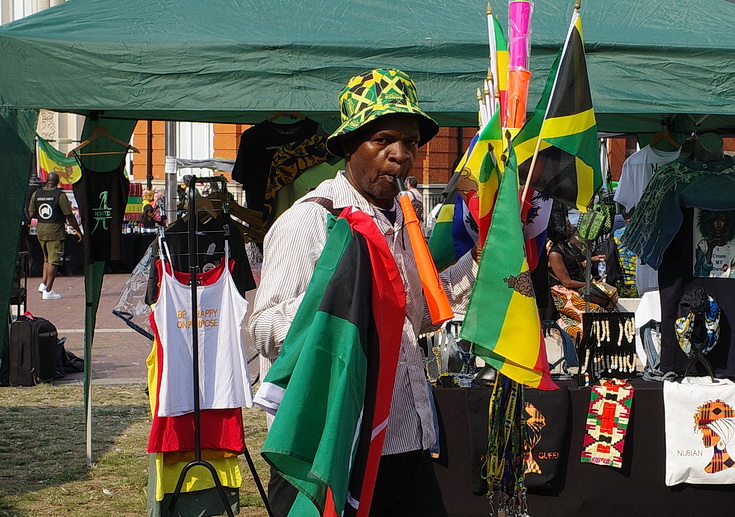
[344,114,420,210]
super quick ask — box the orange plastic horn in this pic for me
[398,190,454,325]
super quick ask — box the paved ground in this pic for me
[22,272,259,387]
[23,273,153,385]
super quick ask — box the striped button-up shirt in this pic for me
[248,171,477,454]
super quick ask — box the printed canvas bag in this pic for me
[663,377,735,486]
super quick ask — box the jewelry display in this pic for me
[624,318,636,343]
[579,313,637,384]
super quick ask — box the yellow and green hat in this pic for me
[326,69,439,157]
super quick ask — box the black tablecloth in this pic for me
[25,233,156,276]
[432,380,735,517]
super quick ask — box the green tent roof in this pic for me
[1,0,735,133]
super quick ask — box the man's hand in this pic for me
[471,244,482,263]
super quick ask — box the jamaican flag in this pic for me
[513,9,601,212]
[255,208,406,516]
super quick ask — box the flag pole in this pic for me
[519,135,542,205]
[485,69,495,117]
[487,2,499,99]
[477,88,488,128]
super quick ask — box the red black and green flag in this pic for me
[256,209,406,517]
[513,9,602,212]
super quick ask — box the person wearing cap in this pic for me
[248,69,478,516]
[27,172,83,300]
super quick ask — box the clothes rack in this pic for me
[166,175,272,517]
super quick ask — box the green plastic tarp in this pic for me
[2,0,735,461]
[2,0,735,131]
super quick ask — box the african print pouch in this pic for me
[664,377,735,486]
[580,378,634,468]
[524,386,570,491]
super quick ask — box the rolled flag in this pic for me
[508,0,534,70]
[506,0,534,129]
[507,68,532,129]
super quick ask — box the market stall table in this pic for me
[432,379,735,517]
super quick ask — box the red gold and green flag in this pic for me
[454,109,505,247]
[36,134,81,188]
[491,14,509,126]
[460,140,556,390]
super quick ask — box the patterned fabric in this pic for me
[550,284,606,340]
[581,378,634,468]
[674,294,721,358]
[326,69,438,156]
[261,134,328,231]
[623,156,735,269]
[613,227,636,287]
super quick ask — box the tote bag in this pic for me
[663,377,735,486]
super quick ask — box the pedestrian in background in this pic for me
[27,172,83,300]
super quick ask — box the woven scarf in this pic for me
[580,378,634,469]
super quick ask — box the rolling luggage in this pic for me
[8,315,59,386]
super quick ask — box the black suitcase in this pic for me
[8,315,59,386]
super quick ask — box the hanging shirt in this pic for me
[231,118,319,215]
[147,276,246,454]
[72,156,130,263]
[154,242,252,417]
[615,145,679,294]
[145,215,256,305]
[614,145,680,213]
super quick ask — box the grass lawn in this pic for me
[0,383,270,517]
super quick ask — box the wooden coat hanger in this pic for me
[207,191,264,228]
[182,194,220,223]
[66,125,141,157]
[267,111,306,122]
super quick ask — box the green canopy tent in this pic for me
[2,0,735,463]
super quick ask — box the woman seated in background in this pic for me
[548,218,614,339]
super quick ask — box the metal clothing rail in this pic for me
[167,175,272,517]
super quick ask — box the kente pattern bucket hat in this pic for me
[326,69,439,156]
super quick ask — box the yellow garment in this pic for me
[155,454,242,501]
[147,329,242,501]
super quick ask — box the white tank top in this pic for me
[154,240,253,417]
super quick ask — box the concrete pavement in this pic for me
[24,273,152,385]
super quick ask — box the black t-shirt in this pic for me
[72,158,130,264]
[231,118,319,215]
[145,215,256,305]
